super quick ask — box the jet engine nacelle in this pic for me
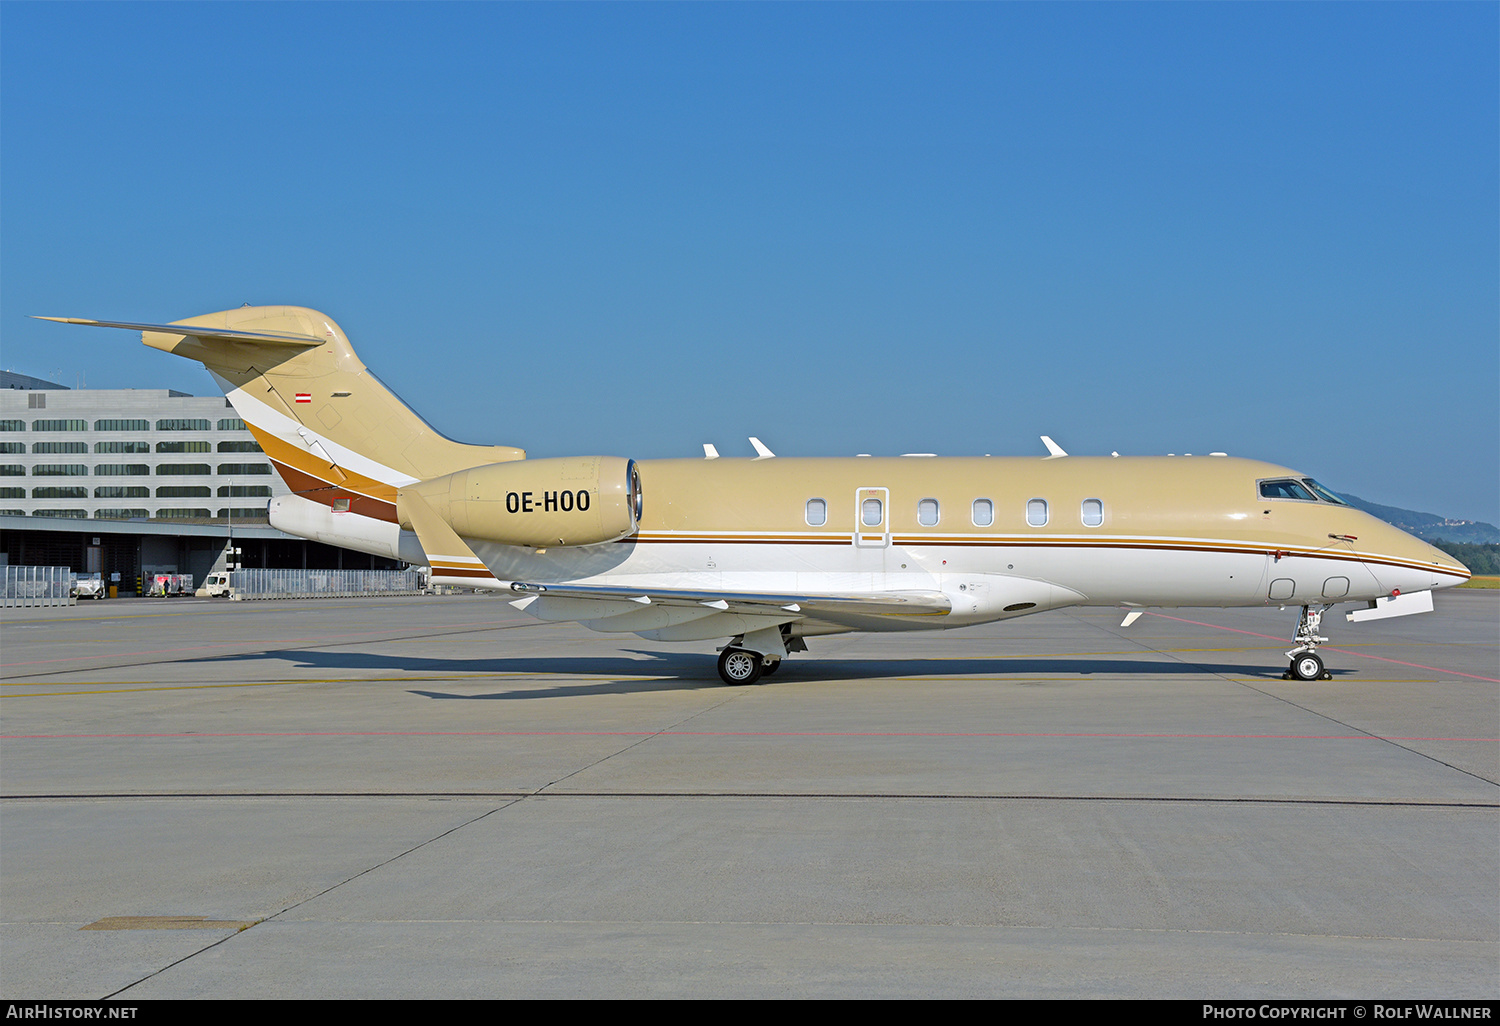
[398,456,641,548]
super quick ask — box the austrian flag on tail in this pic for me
[294,393,311,403]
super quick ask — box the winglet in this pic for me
[749,437,775,459]
[1040,435,1068,458]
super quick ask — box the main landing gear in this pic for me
[717,647,767,685]
[1283,603,1335,681]
[715,627,803,685]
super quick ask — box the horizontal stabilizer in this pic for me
[33,316,323,347]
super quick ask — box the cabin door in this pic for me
[854,487,890,548]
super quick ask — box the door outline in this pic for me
[854,486,890,548]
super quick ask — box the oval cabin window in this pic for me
[1081,498,1103,527]
[805,498,827,527]
[917,498,939,526]
[972,498,994,527]
[1026,498,1049,527]
[862,497,883,527]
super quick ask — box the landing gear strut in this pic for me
[1284,604,1335,681]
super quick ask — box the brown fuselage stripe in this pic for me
[269,458,400,524]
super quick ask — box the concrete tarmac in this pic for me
[2,591,1496,998]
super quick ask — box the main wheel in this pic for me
[717,648,763,685]
[1290,652,1325,682]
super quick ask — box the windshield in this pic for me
[1302,479,1350,506]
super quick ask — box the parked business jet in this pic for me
[41,307,1470,684]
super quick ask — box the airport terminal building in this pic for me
[0,372,401,591]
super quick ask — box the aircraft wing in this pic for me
[506,580,952,622]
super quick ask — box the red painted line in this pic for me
[2,730,1494,742]
[1139,611,1500,683]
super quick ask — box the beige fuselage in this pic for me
[42,305,1469,645]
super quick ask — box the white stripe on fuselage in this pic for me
[211,371,418,487]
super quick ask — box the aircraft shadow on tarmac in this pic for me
[182,647,1301,700]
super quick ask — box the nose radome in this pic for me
[1356,513,1470,591]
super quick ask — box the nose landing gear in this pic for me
[1284,604,1335,681]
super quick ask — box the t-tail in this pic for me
[39,306,525,528]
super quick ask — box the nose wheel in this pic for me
[1286,651,1328,681]
[1283,604,1335,681]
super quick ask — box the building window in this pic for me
[0,420,24,431]
[1026,498,1049,527]
[218,508,265,520]
[217,440,262,453]
[0,465,25,476]
[95,486,149,499]
[95,508,148,519]
[95,441,150,453]
[31,420,86,431]
[0,487,24,499]
[219,485,272,497]
[218,418,247,431]
[27,394,45,409]
[972,498,994,527]
[156,486,212,498]
[157,441,211,453]
[94,464,150,476]
[1081,498,1104,527]
[917,498,940,526]
[805,498,827,526]
[94,419,150,431]
[32,464,88,476]
[0,443,23,454]
[155,419,211,431]
[31,487,88,499]
[217,463,272,475]
[31,509,88,519]
[156,464,211,476]
[32,441,87,454]
[155,508,212,519]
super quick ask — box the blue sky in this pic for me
[4,2,1496,523]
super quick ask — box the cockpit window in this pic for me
[1259,479,1316,501]
[1302,479,1349,506]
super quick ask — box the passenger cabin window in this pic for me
[805,498,827,527]
[861,497,883,527]
[1081,498,1104,527]
[972,498,994,527]
[917,498,939,526]
[1026,498,1049,527]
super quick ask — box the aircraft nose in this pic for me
[1358,515,1470,592]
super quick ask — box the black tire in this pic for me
[1290,652,1325,682]
[761,659,781,677]
[718,648,763,685]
